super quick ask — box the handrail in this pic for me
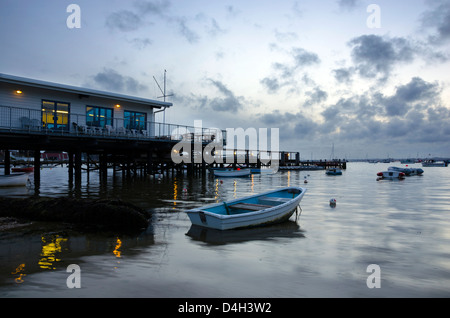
[0,104,226,144]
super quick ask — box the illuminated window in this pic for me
[86,106,113,127]
[42,100,70,130]
[124,110,146,131]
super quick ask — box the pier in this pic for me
[0,127,347,186]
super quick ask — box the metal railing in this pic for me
[0,105,226,144]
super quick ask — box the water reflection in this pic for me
[11,264,26,284]
[38,235,68,270]
[186,221,305,245]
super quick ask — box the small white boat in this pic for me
[388,166,424,176]
[422,161,447,167]
[213,168,251,177]
[186,187,306,230]
[377,171,405,180]
[0,173,30,187]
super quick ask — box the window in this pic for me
[124,110,146,131]
[42,100,70,130]
[86,106,113,127]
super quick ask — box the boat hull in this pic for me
[0,173,29,187]
[213,169,251,177]
[377,171,405,180]
[186,187,306,230]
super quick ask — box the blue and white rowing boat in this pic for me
[186,187,306,230]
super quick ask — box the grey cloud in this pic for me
[105,0,202,44]
[349,35,415,80]
[91,68,148,94]
[422,1,450,44]
[333,67,353,84]
[135,0,171,15]
[261,47,320,94]
[337,0,362,11]
[106,10,142,32]
[260,77,281,94]
[304,87,328,107]
[292,48,320,67]
[382,77,440,116]
[182,79,246,113]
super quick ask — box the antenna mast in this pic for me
[153,70,174,125]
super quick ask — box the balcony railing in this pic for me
[0,105,226,144]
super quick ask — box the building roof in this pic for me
[0,73,173,109]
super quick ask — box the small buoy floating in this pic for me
[330,198,337,207]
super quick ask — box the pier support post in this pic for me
[4,150,10,175]
[74,150,82,186]
[34,149,41,187]
[68,151,74,185]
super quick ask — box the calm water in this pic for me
[1,162,450,297]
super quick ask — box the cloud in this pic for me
[90,68,148,94]
[380,77,441,116]
[106,10,143,32]
[337,0,363,11]
[304,87,328,107]
[333,67,353,84]
[421,1,450,45]
[180,78,246,114]
[261,47,320,94]
[348,35,415,80]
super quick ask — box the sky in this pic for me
[1,0,450,159]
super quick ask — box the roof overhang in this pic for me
[0,73,173,109]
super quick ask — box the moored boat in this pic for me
[388,166,424,176]
[11,166,34,173]
[326,168,342,175]
[213,168,251,177]
[185,187,306,230]
[0,173,30,187]
[377,171,405,180]
[422,160,447,167]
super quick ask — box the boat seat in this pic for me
[228,203,273,211]
[258,196,291,204]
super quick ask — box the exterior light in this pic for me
[115,104,121,108]
[16,90,23,94]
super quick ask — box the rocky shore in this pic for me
[0,197,151,234]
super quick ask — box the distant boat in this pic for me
[377,171,405,180]
[11,166,34,173]
[388,166,423,176]
[326,168,342,175]
[186,187,306,230]
[422,161,447,167]
[279,165,324,171]
[250,168,274,174]
[0,173,30,187]
[213,168,251,177]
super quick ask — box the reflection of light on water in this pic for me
[233,180,237,199]
[11,263,26,284]
[214,179,220,202]
[39,235,67,270]
[173,178,178,209]
[113,238,122,258]
[287,171,291,187]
